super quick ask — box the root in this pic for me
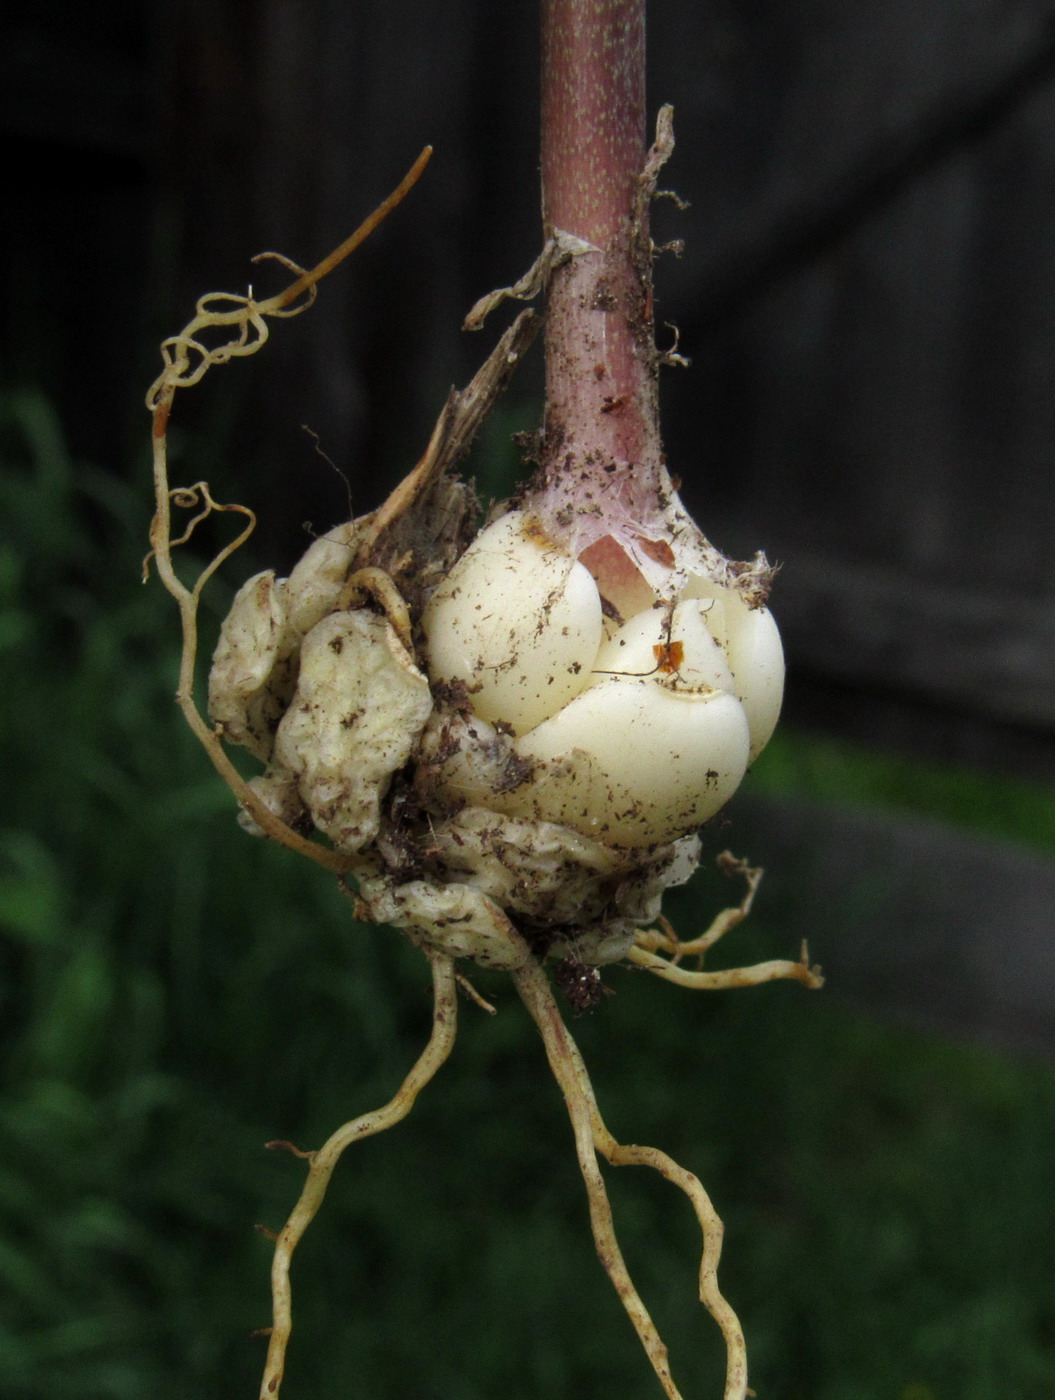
[143,152,433,874]
[514,957,749,1400]
[632,852,824,992]
[258,955,458,1400]
[145,147,433,419]
[628,942,823,991]
[634,852,761,961]
[456,971,498,1014]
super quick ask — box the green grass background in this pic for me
[3,389,1054,1399]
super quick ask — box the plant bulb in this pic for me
[420,509,783,847]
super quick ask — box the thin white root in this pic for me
[258,955,458,1400]
[627,943,824,991]
[456,971,498,1014]
[634,852,761,961]
[514,957,749,1400]
[631,852,824,992]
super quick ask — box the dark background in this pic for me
[8,2,1055,772]
[3,3,1055,1398]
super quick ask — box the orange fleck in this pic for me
[520,514,559,549]
[653,640,684,674]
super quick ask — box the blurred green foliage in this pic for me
[753,729,1055,856]
[2,390,1054,1399]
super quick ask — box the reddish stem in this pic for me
[541,0,644,252]
[534,0,666,567]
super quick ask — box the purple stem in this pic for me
[533,0,669,578]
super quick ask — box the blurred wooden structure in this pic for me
[735,793,1055,1061]
[3,0,1055,1046]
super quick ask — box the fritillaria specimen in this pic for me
[144,21,821,1394]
